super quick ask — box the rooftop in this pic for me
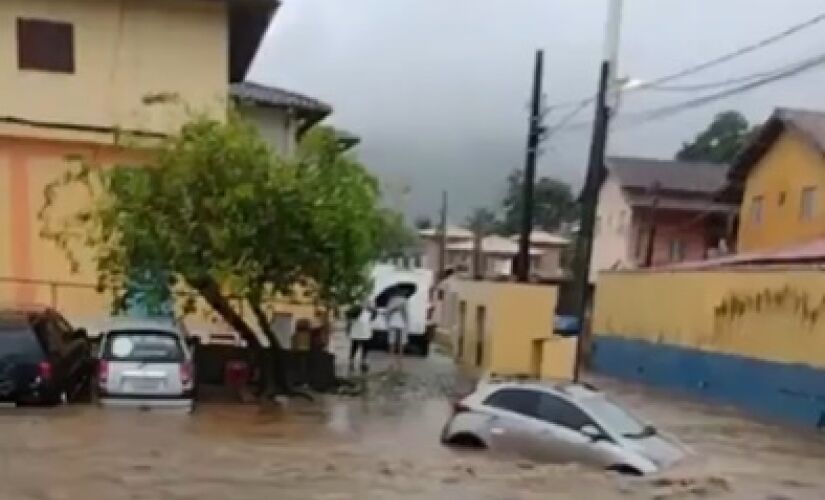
[217,0,281,83]
[607,156,729,195]
[231,82,332,115]
[728,107,825,187]
[509,230,570,246]
[419,225,474,240]
[447,235,543,256]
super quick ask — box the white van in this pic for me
[368,264,434,356]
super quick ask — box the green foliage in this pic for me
[374,210,418,260]
[40,114,389,346]
[676,110,755,164]
[499,169,577,234]
[414,216,433,231]
[466,207,499,236]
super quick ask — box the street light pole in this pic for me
[572,0,624,381]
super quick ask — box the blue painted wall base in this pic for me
[591,335,825,429]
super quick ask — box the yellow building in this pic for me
[0,0,277,318]
[730,108,825,252]
[440,279,575,380]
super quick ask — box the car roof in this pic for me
[98,317,181,334]
[479,378,603,402]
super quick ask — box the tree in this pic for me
[414,216,433,231]
[499,169,577,235]
[466,207,499,236]
[40,114,389,395]
[676,110,754,164]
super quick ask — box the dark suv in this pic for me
[0,306,92,406]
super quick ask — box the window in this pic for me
[750,195,764,225]
[484,388,539,417]
[103,331,183,362]
[669,239,685,262]
[800,186,817,221]
[535,393,594,431]
[17,19,75,73]
[475,306,486,367]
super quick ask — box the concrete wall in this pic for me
[446,280,559,378]
[591,176,632,282]
[238,105,299,157]
[592,269,825,427]
[0,0,228,139]
[738,130,825,252]
[0,137,147,299]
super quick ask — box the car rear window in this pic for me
[0,325,43,360]
[103,330,183,362]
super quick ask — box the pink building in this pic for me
[590,157,735,282]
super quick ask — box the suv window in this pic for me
[103,330,183,363]
[483,388,540,417]
[535,393,594,431]
[0,324,43,361]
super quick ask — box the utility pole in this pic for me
[572,0,624,381]
[437,190,448,280]
[517,49,545,282]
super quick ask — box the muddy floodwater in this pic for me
[1,349,825,499]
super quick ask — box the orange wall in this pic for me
[0,136,145,304]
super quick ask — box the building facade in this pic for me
[728,108,825,253]
[230,81,332,157]
[590,156,734,282]
[0,0,276,316]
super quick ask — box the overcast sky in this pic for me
[249,0,825,222]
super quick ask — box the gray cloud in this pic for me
[249,0,825,221]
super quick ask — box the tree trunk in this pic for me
[247,299,291,396]
[189,277,262,350]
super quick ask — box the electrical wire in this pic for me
[543,10,825,112]
[550,50,825,134]
[619,51,825,129]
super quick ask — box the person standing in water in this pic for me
[347,302,374,373]
[385,294,409,365]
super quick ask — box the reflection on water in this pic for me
[1,354,825,499]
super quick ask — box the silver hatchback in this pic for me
[441,380,687,475]
[97,320,194,411]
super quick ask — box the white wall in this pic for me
[239,105,299,157]
[590,176,633,283]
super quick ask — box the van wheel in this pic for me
[606,464,643,476]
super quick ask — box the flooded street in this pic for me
[1,344,825,499]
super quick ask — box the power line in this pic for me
[555,50,825,133]
[619,51,825,128]
[544,10,825,112]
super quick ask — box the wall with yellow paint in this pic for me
[593,269,825,368]
[446,280,559,378]
[539,337,577,380]
[738,130,825,252]
[0,0,228,139]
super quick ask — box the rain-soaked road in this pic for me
[1,341,825,499]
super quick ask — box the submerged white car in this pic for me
[96,319,195,411]
[441,380,687,475]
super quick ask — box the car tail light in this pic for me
[98,359,109,387]
[38,361,52,381]
[180,361,194,389]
